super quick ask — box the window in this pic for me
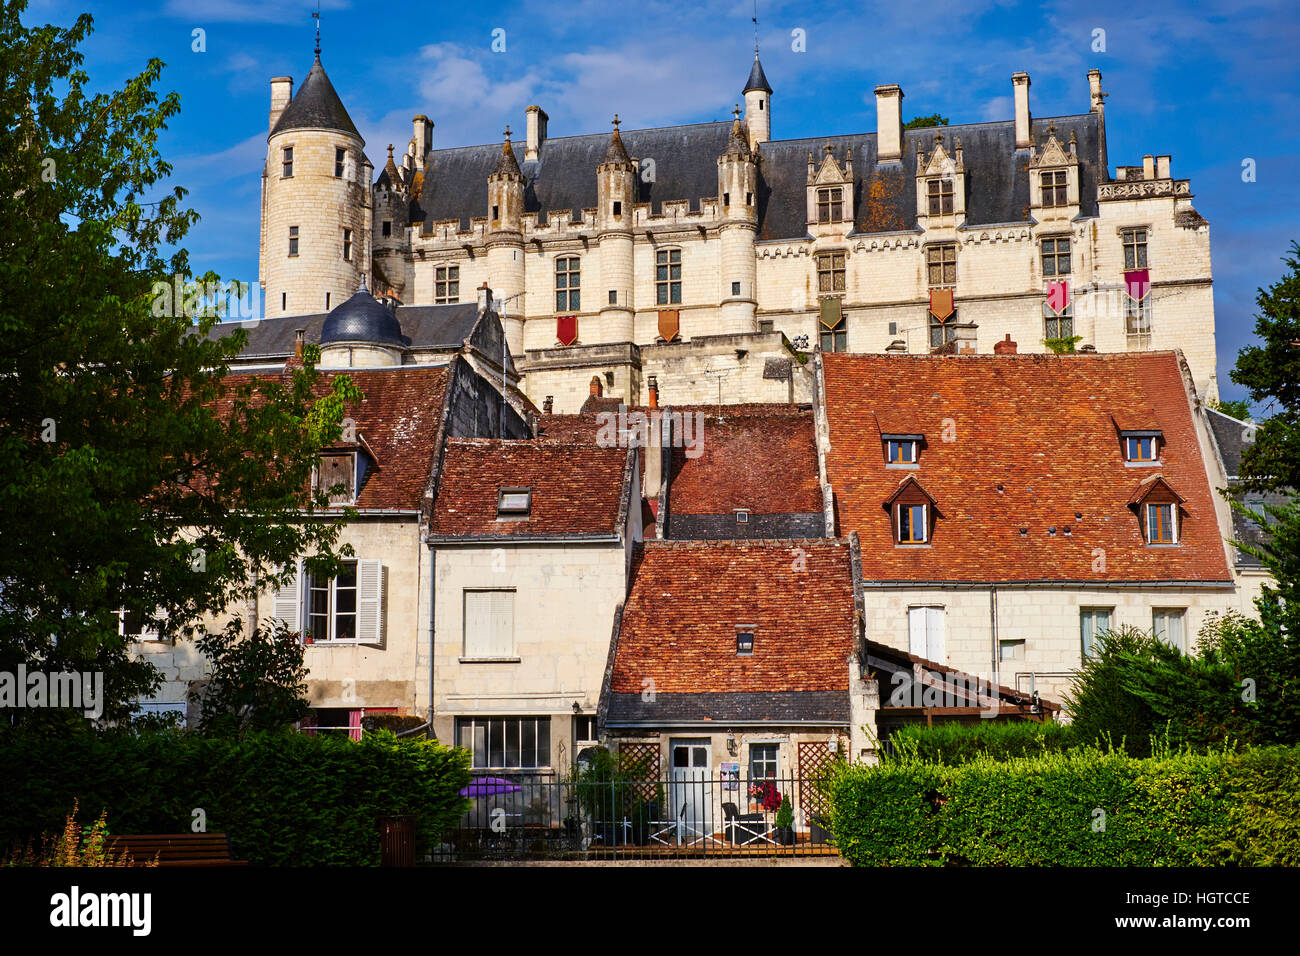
[457,717,550,769]
[281,146,293,177]
[816,252,846,293]
[723,192,730,206]
[749,743,778,780]
[434,265,459,304]
[656,248,682,305]
[731,280,741,296]
[1041,237,1071,277]
[306,561,358,644]
[816,186,844,223]
[1080,608,1112,659]
[999,640,1026,661]
[1043,301,1073,339]
[497,487,531,518]
[491,204,499,221]
[325,293,330,310]
[897,503,928,544]
[735,509,750,525]
[1122,228,1149,269]
[382,220,392,238]
[118,607,162,642]
[886,439,918,464]
[463,589,515,659]
[908,606,945,660]
[758,319,774,333]
[555,256,581,311]
[736,630,754,654]
[608,289,617,305]
[574,715,598,747]
[1041,169,1068,207]
[288,225,299,257]
[316,452,355,505]
[1125,435,1158,462]
[1152,608,1186,652]
[1126,296,1151,344]
[926,243,957,287]
[281,292,287,310]
[930,314,956,349]
[342,228,352,261]
[927,177,954,215]
[334,147,345,178]
[819,297,846,352]
[612,200,622,216]
[1146,503,1177,544]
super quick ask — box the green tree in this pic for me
[191,620,310,736]
[1207,396,1252,420]
[904,114,949,129]
[0,2,360,723]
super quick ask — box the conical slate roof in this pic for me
[601,125,632,168]
[320,279,404,347]
[376,144,402,188]
[723,115,752,159]
[492,137,523,179]
[743,55,772,94]
[270,56,361,141]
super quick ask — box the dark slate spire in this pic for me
[376,144,402,189]
[491,126,523,180]
[270,56,362,140]
[601,114,632,168]
[743,55,772,95]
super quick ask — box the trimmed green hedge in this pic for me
[829,745,1300,866]
[888,720,1079,764]
[0,729,470,865]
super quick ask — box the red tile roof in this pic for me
[667,405,821,515]
[428,439,631,539]
[610,540,858,695]
[822,351,1232,583]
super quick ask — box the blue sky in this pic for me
[30,0,1300,408]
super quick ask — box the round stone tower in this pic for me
[596,116,636,343]
[260,54,370,319]
[717,108,758,333]
[486,128,526,356]
[372,145,411,303]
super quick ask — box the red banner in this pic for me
[929,288,955,320]
[556,315,578,346]
[1045,280,1070,314]
[1124,269,1150,301]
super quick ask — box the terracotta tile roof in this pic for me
[610,540,858,697]
[207,364,450,512]
[822,352,1232,583]
[667,406,821,515]
[534,414,603,444]
[428,439,630,539]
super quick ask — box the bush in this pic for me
[888,720,1078,764]
[828,745,1300,866]
[0,729,470,865]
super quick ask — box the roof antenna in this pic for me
[312,3,321,58]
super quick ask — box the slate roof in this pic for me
[270,56,361,140]
[606,540,857,725]
[1204,407,1289,570]
[320,285,405,347]
[743,55,773,94]
[667,404,820,516]
[822,351,1233,583]
[410,112,1101,241]
[428,439,631,540]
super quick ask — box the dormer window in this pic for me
[884,437,921,465]
[1122,431,1161,463]
[317,452,356,506]
[816,187,844,223]
[1146,503,1177,544]
[1040,169,1068,207]
[497,487,532,518]
[926,177,954,215]
[897,503,928,544]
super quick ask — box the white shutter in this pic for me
[927,607,945,662]
[357,559,384,645]
[908,607,927,657]
[271,561,302,633]
[464,590,514,658]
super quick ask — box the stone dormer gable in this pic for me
[918,131,963,179]
[916,131,966,222]
[807,143,854,226]
[808,142,852,186]
[1029,125,1078,170]
[1028,122,1080,214]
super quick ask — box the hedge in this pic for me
[888,720,1079,764]
[0,729,471,865]
[829,745,1300,866]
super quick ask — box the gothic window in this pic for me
[819,297,846,353]
[555,256,581,311]
[656,248,682,305]
[816,251,846,293]
[435,265,459,304]
[926,244,956,287]
[926,177,954,215]
[930,315,957,349]
[1041,169,1068,207]
[1041,237,1071,276]
[1123,228,1149,269]
[1043,301,1073,339]
[282,146,293,178]
[816,187,844,223]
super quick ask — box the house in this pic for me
[819,347,1238,704]
[427,437,640,771]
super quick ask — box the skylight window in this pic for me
[497,487,532,518]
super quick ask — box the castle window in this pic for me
[325,293,330,310]
[288,225,299,257]
[731,281,741,296]
[816,251,846,293]
[746,191,753,205]
[816,187,844,223]
[282,146,293,178]
[1122,228,1149,269]
[342,229,352,261]
[555,257,581,311]
[1126,296,1151,347]
[926,244,957,287]
[282,292,287,310]
[723,192,730,206]
[382,220,392,238]
[612,201,622,216]
[656,248,682,305]
[492,204,499,221]
[926,177,954,216]
[1041,237,1071,277]
[819,297,846,352]
[435,265,459,304]
[1041,169,1068,207]
[1043,301,1073,340]
[334,147,345,178]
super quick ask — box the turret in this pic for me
[717,108,758,333]
[596,116,636,343]
[742,55,772,149]
[485,127,526,355]
[372,145,410,302]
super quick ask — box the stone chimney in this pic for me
[294,328,305,360]
[994,333,1018,355]
[412,115,432,167]
[874,84,904,164]
[589,376,603,398]
[1012,72,1032,149]
[1142,155,1155,180]
[647,375,659,409]
[525,105,549,162]
[1088,69,1105,112]
[269,76,293,133]
[1156,155,1171,179]
[543,396,554,415]
[476,282,492,315]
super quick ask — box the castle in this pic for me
[239,44,1220,412]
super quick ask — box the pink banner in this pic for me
[1045,280,1070,314]
[1124,269,1150,301]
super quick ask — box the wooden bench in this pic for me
[109,833,247,867]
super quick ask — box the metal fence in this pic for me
[433,773,838,861]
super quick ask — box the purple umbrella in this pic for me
[459,777,523,798]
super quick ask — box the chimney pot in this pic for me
[1012,72,1032,149]
[543,395,553,415]
[647,375,659,409]
[269,76,293,134]
[994,333,1018,355]
[294,328,306,360]
[874,84,904,164]
[589,376,603,397]
[477,282,492,314]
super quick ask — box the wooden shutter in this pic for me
[464,590,514,658]
[271,561,302,633]
[357,558,384,645]
[909,607,944,660]
[908,607,927,657]
[926,607,945,661]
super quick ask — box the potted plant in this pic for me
[775,795,795,846]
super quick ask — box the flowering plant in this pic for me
[747,781,781,812]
